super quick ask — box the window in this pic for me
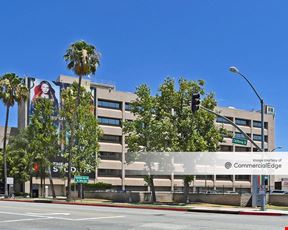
[99,152,122,161]
[196,175,213,180]
[235,118,250,126]
[125,102,132,111]
[98,99,122,110]
[98,169,121,177]
[216,175,232,181]
[98,116,121,126]
[253,134,262,142]
[234,132,246,139]
[235,146,251,152]
[253,121,262,128]
[253,121,268,129]
[220,145,233,151]
[216,116,232,124]
[235,175,250,181]
[99,135,122,144]
[253,134,268,142]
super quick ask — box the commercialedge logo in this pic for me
[225,161,282,170]
[225,162,232,169]
[234,162,282,169]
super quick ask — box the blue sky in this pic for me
[0,0,287,150]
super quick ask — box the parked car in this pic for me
[270,190,288,194]
[206,190,222,194]
[224,191,239,194]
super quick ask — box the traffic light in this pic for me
[191,93,201,113]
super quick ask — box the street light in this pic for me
[229,66,266,211]
[271,147,283,152]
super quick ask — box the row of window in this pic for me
[216,116,268,129]
[99,135,122,144]
[220,145,269,152]
[222,131,268,143]
[99,151,122,161]
[98,117,121,126]
[97,169,250,181]
[98,99,131,111]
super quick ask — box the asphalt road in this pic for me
[0,201,287,230]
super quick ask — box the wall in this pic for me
[268,195,288,206]
[83,191,252,207]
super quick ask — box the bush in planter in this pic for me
[71,182,112,191]
[14,192,29,197]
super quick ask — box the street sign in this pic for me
[232,138,247,146]
[74,176,89,184]
[7,177,14,185]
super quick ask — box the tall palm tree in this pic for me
[64,40,100,201]
[64,40,100,107]
[0,73,28,197]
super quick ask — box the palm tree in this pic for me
[64,40,100,107]
[0,73,28,197]
[64,40,100,201]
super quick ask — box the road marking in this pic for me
[0,211,48,218]
[26,212,71,216]
[0,211,125,223]
[49,215,126,221]
[0,217,51,223]
[71,215,125,221]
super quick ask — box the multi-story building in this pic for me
[15,75,275,195]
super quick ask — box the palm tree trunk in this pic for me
[29,175,33,197]
[40,172,43,197]
[77,75,83,107]
[48,167,56,199]
[184,180,189,203]
[3,105,10,198]
[150,175,156,203]
[66,126,74,202]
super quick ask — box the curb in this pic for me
[188,209,240,215]
[239,211,285,216]
[1,199,287,216]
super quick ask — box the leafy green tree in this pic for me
[6,129,33,190]
[124,78,225,202]
[0,73,28,197]
[61,83,102,200]
[27,98,59,198]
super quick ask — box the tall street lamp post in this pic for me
[229,66,266,211]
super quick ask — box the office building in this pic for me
[15,76,276,194]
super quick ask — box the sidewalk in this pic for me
[2,197,288,216]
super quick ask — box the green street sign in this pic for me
[74,176,89,184]
[232,138,247,146]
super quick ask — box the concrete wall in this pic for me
[173,193,251,207]
[83,191,252,207]
[268,195,288,206]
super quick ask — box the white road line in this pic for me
[52,215,126,221]
[0,217,51,223]
[26,212,70,216]
[0,211,48,218]
[0,211,125,223]
[72,215,125,221]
